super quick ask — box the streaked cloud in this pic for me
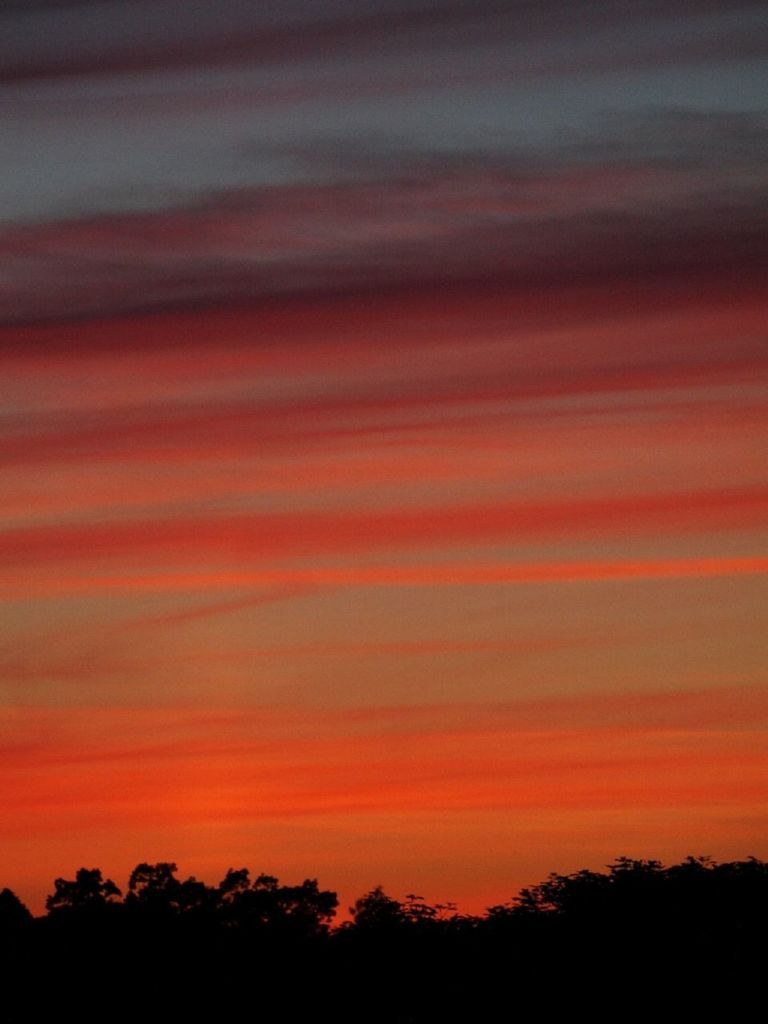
[1,0,765,915]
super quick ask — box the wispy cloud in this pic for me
[2,686,766,840]
[1,0,766,915]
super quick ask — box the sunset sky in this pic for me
[1,0,767,916]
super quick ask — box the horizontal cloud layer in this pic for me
[2,0,766,918]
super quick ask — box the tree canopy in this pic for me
[1,855,765,1020]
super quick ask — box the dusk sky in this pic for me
[1,0,766,915]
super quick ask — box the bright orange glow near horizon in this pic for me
[1,1,766,920]
[3,276,767,916]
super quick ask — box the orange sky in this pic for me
[2,275,767,915]
[2,1,767,917]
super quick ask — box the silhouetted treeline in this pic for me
[2,856,766,1021]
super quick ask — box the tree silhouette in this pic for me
[216,870,337,937]
[0,887,32,933]
[350,885,404,929]
[218,866,251,903]
[126,861,180,911]
[2,852,765,1021]
[126,861,222,917]
[45,868,121,912]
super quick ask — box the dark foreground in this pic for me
[1,856,765,1021]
